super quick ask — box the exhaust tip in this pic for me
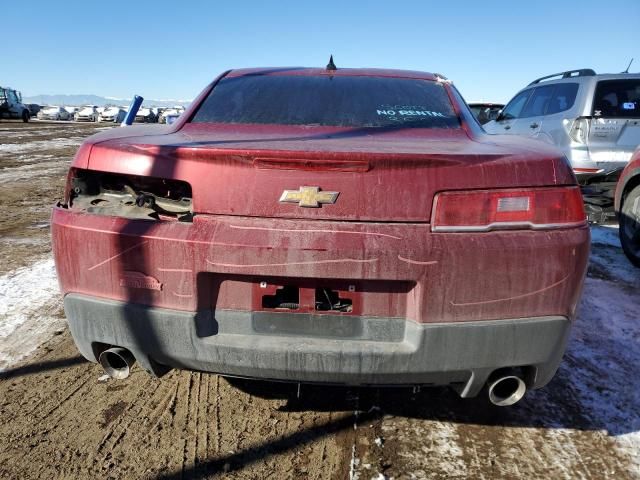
[98,347,135,380]
[488,375,527,407]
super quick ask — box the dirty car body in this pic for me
[52,67,590,399]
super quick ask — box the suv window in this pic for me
[191,75,460,128]
[521,85,555,118]
[500,89,532,120]
[593,79,640,118]
[546,83,579,115]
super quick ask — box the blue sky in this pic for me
[6,0,639,102]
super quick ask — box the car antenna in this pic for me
[326,55,337,71]
[622,58,634,73]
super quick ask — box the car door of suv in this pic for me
[538,82,580,147]
[515,84,555,139]
[488,88,533,134]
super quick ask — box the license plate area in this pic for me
[256,279,359,315]
[211,274,415,319]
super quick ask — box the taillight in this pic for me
[568,117,590,144]
[66,169,193,222]
[573,167,603,174]
[432,187,586,232]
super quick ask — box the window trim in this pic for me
[503,82,580,120]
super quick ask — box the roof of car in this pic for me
[590,72,640,80]
[226,67,439,81]
[528,69,640,87]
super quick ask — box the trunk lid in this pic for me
[85,124,571,222]
[588,117,640,164]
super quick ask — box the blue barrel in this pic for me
[121,95,144,126]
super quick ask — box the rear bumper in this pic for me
[52,207,589,394]
[567,146,631,181]
[64,293,571,396]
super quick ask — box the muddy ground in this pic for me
[0,122,639,479]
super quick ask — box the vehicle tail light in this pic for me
[573,167,603,174]
[568,117,590,144]
[64,168,193,222]
[432,187,586,232]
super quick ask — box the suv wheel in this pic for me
[620,184,640,268]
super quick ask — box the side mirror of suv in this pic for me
[495,110,505,122]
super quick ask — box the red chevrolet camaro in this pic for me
[52,66,590,406]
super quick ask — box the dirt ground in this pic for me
[0,122,639,479]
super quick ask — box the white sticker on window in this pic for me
[622,102,636,110]
[376,105,447,120]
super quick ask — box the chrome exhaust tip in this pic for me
[98,347,136,380]
[487,374,527,407]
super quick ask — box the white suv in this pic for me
[484,69,640,184]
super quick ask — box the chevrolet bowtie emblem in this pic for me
[279,186,339,208]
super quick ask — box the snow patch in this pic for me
[349,444,360,480]
[0,137,84,154]
[0,236,48,246]
[589,225,640,285]
[0,257,63,370]
[0,161,69,185]
[590,225,622,248]
[423,422,467,474]
[567,278,640,471]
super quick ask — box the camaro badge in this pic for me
[119,271,163,291]
[279,186,339,208]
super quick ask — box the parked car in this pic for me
[99,106,126,123]
[52,66,589,407]
[37,106,71,121]
[134,107,157,123]
[158,106,184,124]
[65,106,79,119]
[484,69,640,183]
[615,146,640,267]
[468,102,504,125]
[75,105,99,122]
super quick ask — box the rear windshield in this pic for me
[593,79,640,118]
[191,74,460,129]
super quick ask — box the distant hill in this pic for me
[23,94,191,108]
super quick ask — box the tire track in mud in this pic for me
[0,332,358,479]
